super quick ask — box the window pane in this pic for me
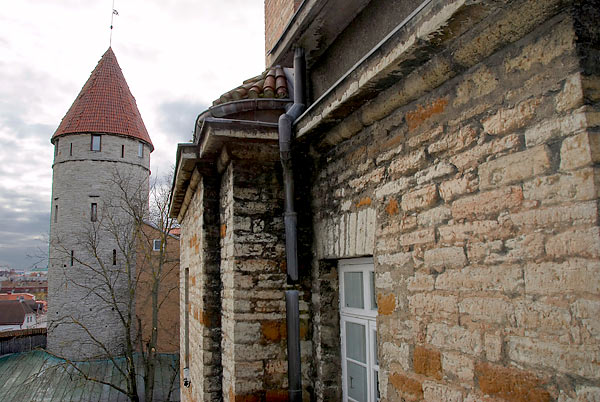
[138,142,143,157]
[346,321,366,363]
[347,361,367,402]
[370,271,377,310]
[344,271,364,309]
[92,135,101,151]
[373,328,378,366]
[91,203,98,222]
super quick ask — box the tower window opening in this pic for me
[55,139,59,156]
[70,250,74,266]
[91,135,101,151]
[121,144,125,158]
[54,205,58,223]
[153,239,161,251]
[138,142,144,158]
[91,203,98,222]
[112,249,117,265]
[69,143,73,156]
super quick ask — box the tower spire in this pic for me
[52,48,153,149]
[110,0,118,47]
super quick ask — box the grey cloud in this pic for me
[0,206,49,269]
[157,99,207,143]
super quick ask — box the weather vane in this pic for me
[110,0,119,47]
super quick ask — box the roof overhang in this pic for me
[293,0,567,149]
[169,118,279,220]
[266,0,371,68]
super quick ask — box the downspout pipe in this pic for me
[279,47,306,282]
[279,47,306,402]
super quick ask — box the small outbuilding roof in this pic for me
[52,47,153,150]
[0,300,34,325]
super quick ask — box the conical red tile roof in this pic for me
[52,47,153,150]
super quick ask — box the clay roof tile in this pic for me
[212,66,289,106]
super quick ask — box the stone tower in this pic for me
[48,48,153,360]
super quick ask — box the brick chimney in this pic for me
[264,0,302,61]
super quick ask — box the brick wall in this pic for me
[264,0,301,57]
[303,8,600,401]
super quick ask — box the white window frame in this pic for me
[339,258,379,402]
[91,135,101,151]
[153,239,161,251]
[138,142,144,158]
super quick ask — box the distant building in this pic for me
[0,300,41,331]
[0,280,47,297]
[136,222,181,354]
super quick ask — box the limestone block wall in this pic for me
[48,132,150,360]
[179,174,222,402]
[305,9,600,402]
[220,151,308,402]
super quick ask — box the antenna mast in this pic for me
[110,0,118,47]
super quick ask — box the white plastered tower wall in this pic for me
[47,48,153,361]
[48,134,150,360]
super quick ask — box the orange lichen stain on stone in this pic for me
[300,320,309,340]
[262,320,286,342]
[377,293,396,315]
[189,234,197,248]
[190,275,196,286]
[356,197,372,208]
[381,132,405,150]
[413,345,442,380]
[348,145,367,163]
[194,243,199,254]
[265,390,288,402]
[228,386,235,402]
[193,307,199,321]
[235,394,260,402]
[476,362,551,402]
[198,310,209,327]
[386,198,400,215]
[406,97,448,130]
[389,372,423,399]
[220,224,227,238]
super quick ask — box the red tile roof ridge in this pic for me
[52,47,153,150]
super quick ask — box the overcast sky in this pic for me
[0,0,266,269]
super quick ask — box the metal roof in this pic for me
[0,351,180,401]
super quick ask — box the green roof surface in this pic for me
[0,351,180,401]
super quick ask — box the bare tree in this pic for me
[48,169,179,402]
